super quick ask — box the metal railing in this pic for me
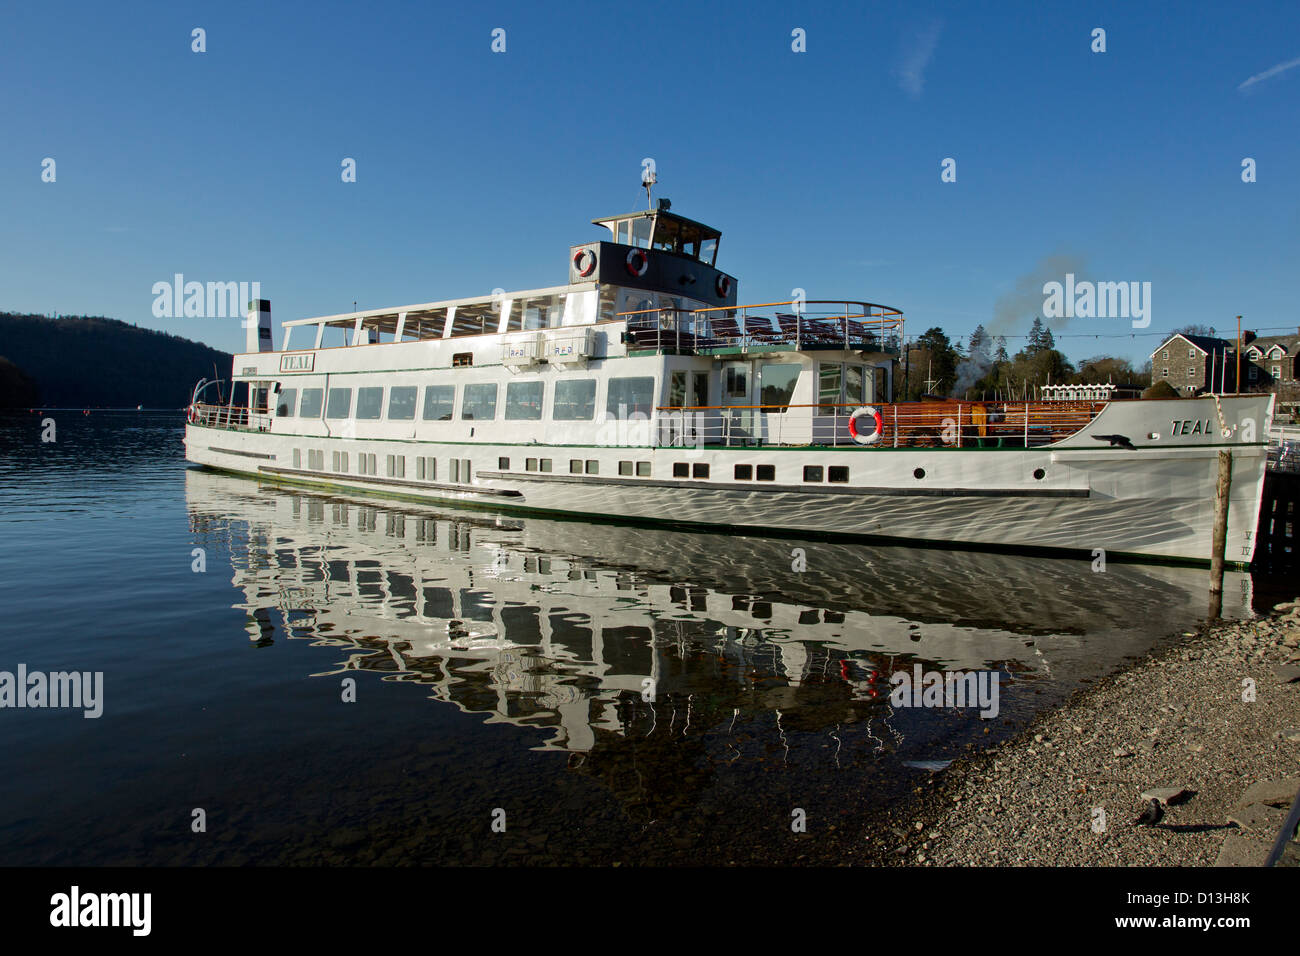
[619,300,904,354]
[1269,438,1300,473]
[653,401,1105,448]
[190,403,271,431]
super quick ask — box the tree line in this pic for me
[898,317,1155,401]
[0,312,232,408]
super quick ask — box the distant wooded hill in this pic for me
[0,313,232,408]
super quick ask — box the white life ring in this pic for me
[716,274,732,297]
[573,248,597,277]
[848,406,883,445]
[626,248,649,277]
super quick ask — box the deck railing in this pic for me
[653,401,1106,449]
[190,403,272,431]
[191,397,1103,449]
[619,300,904,354]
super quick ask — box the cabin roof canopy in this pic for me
[280,284,581,333]
[591,209,721,265]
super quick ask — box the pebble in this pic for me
[864,597,1300,867]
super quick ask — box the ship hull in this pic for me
[184,395,1274,566]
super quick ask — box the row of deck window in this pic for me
[293,448,848,485]
[273,377,656,423]
[294,449,473,483]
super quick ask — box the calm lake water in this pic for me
[0,410,1272,865]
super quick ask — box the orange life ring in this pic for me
[573,248,597,277]
[848,406,883,445]
[626,248,649,277]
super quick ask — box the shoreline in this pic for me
[860,597,1300,866]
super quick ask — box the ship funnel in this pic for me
[245,299,273,352]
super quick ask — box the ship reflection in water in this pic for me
[185,467,1251,839]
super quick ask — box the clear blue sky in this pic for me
[2,0,1297,364]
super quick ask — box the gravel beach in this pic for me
[863,596,1300,866]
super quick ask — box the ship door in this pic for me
[667,370,713,445]
[722,361,753,442]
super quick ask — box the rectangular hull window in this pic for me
[388,386,417,420]
[299,388,324,418]
[554,380,597,420]
[505,381,545,420]
[461,384,498,421]
[759,363,799,412]
[606,377,655,419]
[356,387,384,420]
[422,385,455,421]
[326,388,353,419]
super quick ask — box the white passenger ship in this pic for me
[185,199,1274,565]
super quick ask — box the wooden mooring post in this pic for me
[1209,450,1232,619]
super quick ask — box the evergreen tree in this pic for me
[1026,316,1056,354]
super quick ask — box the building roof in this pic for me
[1245,332,1299,357]
[1150,332,1234,357]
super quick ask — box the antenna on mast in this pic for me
[642,164,656,208]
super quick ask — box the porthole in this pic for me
[1033,468,1046,480]
[913,467,926,480]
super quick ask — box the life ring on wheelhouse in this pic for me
[626,248,649,277]
[573,248,597,277]
[848,406,883,445]
[716,274,732,298]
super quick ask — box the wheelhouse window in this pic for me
[388,386,417,420]
[606,376,655,418]
[554,379,597,420]
[461,383,498,420]
[276,388,297,417]
[299,388,323,418]
[630,217,653,248]
[422,385,455,421]
[759,363,799,412]
[356,386,384,420]
[326,387,352,419]
[505,381,544,420]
